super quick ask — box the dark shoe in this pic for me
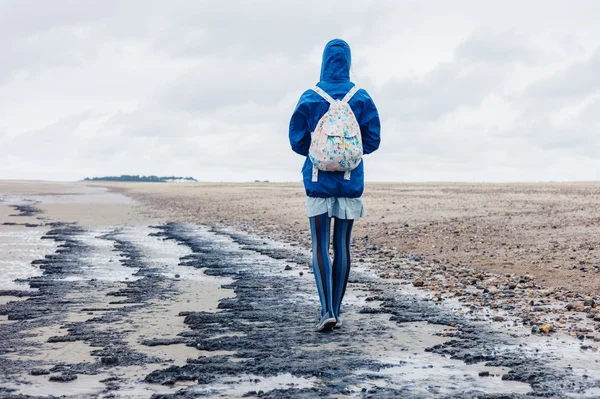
[315,312,336,332]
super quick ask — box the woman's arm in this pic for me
[360,92,381,155]
[289,94,312,156]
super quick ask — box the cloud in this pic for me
[1,1,600,182]
[526,47,600,99]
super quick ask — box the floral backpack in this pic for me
[308,85,363,182]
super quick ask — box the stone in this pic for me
[539,324,554,334]
[49,374,78,382]
[101,356,119,366]
[413,280,425,287]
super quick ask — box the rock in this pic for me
[584,299,596,307]
[101,356,119,366]
[284,265,292,271]
[299,271,304,276]
[539,324,554,334]
[413,280,425,287]
[493,316,505,322]
[479,371,490,377]
[174,274,180,278]
[30,369,50,376]
[489,287,499,295]
[49,374,77,382]
[531,326,540,334]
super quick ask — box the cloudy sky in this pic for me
[1,0,599,182]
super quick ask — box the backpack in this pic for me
[308,85,363,182]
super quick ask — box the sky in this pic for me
[1,0,599,182]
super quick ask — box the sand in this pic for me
[103,181,600,295]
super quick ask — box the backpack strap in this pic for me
[312,86,336,105]
[341,85,360,104]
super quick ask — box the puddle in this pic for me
[60,229,142,282]
[0,226,58,290]
[190,373,317,397]
[0,295,22,306]
[0,373,106,397]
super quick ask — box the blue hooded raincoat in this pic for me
[289,39,381,198]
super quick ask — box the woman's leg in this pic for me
[309,213,334,317]
[332,217,354,318]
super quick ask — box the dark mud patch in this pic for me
[1,222,43,227]
[8,204,43,217]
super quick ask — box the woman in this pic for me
[289,39,381,332]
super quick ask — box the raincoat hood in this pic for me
[320,39,351,83]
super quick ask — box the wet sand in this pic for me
[1,181,599,398]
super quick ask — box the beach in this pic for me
[116,181,600,293]
[1,180,599,398]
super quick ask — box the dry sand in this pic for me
[104,181,600,295]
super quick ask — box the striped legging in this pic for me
[309,213,354,317]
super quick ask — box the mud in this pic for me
[8,204,43,218]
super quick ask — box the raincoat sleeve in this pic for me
[289,92,312,156]
[359,92,381,155]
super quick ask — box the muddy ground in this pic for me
[0,181,599,398]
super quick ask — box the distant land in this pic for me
[84,175,197,183]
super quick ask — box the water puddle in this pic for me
[1,373,106,397]
[190,373,317,397]
[0,226,58,290]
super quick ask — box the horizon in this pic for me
[3,178,600,185]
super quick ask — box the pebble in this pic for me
[539,324,554,334]
[413,280,425,287]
